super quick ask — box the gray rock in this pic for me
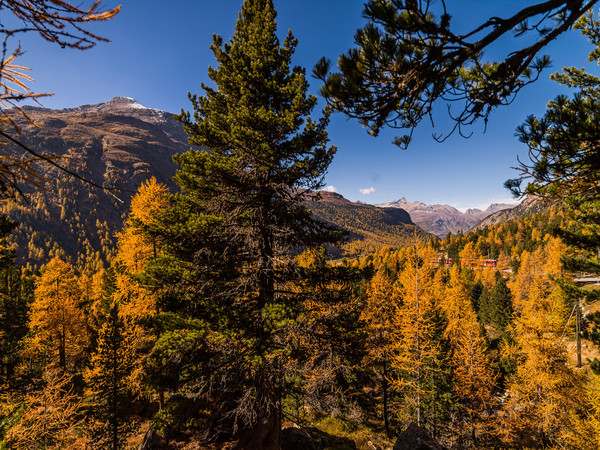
[393,423,445,450]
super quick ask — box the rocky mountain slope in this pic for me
[376,198,516,237]
[0,98,433,266]
[470,196,552,231]
[2,97,190,267]
[308,192,434,257]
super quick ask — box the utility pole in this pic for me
[559,299,583,368]
[576,299,582,368]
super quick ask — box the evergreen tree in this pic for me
[141,0,337,445]
[507,11,600,307]
[477,286,492,324]
[292,247,364,427]
[85,302,135,449]
[470,279,483,316]
[314,1,595,147]
[488,273,513,330]
[0,216,33,382]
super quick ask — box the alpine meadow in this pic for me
[3,1,600,449]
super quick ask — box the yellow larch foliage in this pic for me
[459,241,482,267]
[496,251,510,271]
[84,303,139,421]
[30,258,87,370]
[566,377,600,449]
[390,245,444,426]
[476,266,496,290]
[361,267,398,435]
[499,275,585,448]
[431,266,447,299]
[5,369,85,448]
[510,249,542,312]
[78,269,105,331]
[362,268,396,359]
[443,266,496,441]
[128,177,170,229]
[114,177,169,320]
[543,236,568,278]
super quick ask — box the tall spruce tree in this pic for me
[85,302,135,449]
[142,0,337,446]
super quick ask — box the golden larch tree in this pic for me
[543,235,569,278]
[499,275,585,448]
[390,245,448,428]
[361,267,398,436]
[113,177,169,320]
[459,241,482,268]
[5,369,84,448]
[444,265,496,446]
[30,258,86,370]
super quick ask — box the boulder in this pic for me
[393,423,445,450]
[280,426,357,450]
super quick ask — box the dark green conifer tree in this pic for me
[86,302,134,449]
[314,1,596,147]
[470,280,484,315]
[477,275,512,330]
[489,274,513,330]
[141,0,338,446]
[477,286,491,324]
[0,216,33,383]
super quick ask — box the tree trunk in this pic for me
[383,359,391,438]
[59,338,66,369]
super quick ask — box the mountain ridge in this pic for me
[470,196,552,231]
[3,97,190,266]
[376,197,516,237]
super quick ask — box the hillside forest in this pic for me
[2,0,600,449]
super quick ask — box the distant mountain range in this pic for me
[376,198,517,237]
[0,98,434,265]
[0,97,547,266]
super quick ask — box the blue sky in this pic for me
[14,0,596,210]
